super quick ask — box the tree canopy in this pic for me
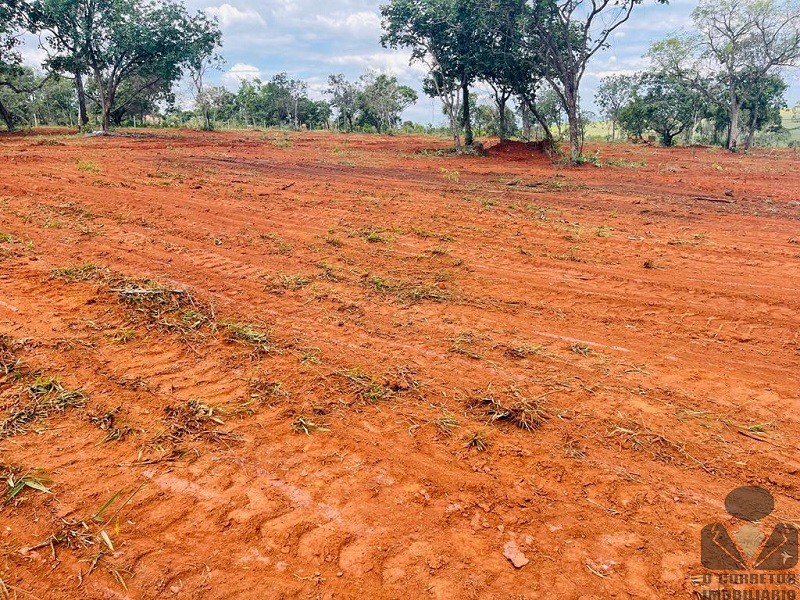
[28,0,221,130]
[650,0,800,149]
[381,0,666,160]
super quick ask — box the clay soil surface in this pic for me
[0,129,799,599]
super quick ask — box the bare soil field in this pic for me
[0,128,798,599]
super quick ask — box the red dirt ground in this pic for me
[0,128,798,599]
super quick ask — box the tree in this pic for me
[0,0,27,129]
[490,33,557,144]
[740,73,787,148]
[234,79,261,127]
[531,86,565,139]
[204,85,237,126]
[284,75,308,130]
[22,0,89,127]
[618,72,708,146]
[0,67,35,129]
[595,74,635,141]
[297,98,331,129]
[472,0,531,141]
[105,74,174,125]
[422,68,462,146]
[0,66,78,128]
[488,82,514,140]
[381,0,494,146]
[650,0,800,150]
[214,76,329,130]
[359,72,417,133]
[522,0,667,161]
[473,103,495,134]
[29,72,76,125]
[472,98,517,136]
[191,54,223,131]
[326,74,361,131]
[31,0,221,131]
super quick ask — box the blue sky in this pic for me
[19,0,800,124]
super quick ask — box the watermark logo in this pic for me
[701,486,798,571]
[694,487,798,599]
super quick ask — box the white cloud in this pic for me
[315,11,381,36]
[323,51,427,81]
[222,62,262,87]
[586,55,652,80]
[304,75,331,100]
[19,46,49,69]
[205,3,265,28]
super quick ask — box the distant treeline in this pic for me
[2,0,799,157]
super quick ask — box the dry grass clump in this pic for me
[362,273,452,304]
[0,376,87,439]
[464,430,489,451]
[109,277,212,335]
[607,418,711,472]
[0,335,26,384]
[219,321,274,355]
[88,408,133,443]
[434,413,459,436]
[50,263,104,282]
[2,465,52,505]
[154,399,245,447]
[470,387,550,432]
[340,368,394,403]
[291,414,330,435]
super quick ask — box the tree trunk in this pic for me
[520,102,532,141]
[526,98,553,143]
[462,80,473,147]
[566,103,581,162]
[611,119,615,142]
[101,101,112,131]
[0,98,14,130]
[93,69,113,132]
[727,94,740,152]
[448,101,461,148]
[498,95,507,141]
[743,105,759,150]
[563,84,582,162]
[75,70,88,129]
[102,85,117,131]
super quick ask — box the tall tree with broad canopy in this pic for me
[617,71,708,146]
[23,0,90,126]
[522,0,667,161]
[650,0,800,150]
[739,73,787,148]
[483,17,556,145]
[381,0,499,146]
[29,0,221,131]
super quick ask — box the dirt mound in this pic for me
[486,139,553,159]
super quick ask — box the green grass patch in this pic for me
[51,263,102,282]
[76,159,101,173]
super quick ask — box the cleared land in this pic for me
[0,129,799,599]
